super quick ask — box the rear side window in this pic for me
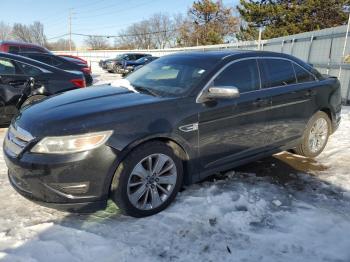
[0,58,17,75]
[214,59,260,93]
[260,59,296,88]
[21,47,44,52]
[51,57,62,66]
[293,63,316,83]
[135,54,146,60]
[17,62,42,76]
[28,54,52,65]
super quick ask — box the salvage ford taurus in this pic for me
[4,51,342,217]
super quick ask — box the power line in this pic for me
[71,28,178,39]
[47,33,69,40]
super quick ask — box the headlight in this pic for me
[31,131,113,154]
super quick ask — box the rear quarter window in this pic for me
[293,63,316,83]
[259,59,296,88]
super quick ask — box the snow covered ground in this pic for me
[0,67,350,261]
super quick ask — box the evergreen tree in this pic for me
[178,0,238,46]
[237,0,350,40]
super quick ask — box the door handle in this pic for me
[252,98,271,107]
[8,80,25,87]
[305,90,316,97]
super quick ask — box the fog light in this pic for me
[50,182,90,195]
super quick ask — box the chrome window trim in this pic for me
[196,56,318,103]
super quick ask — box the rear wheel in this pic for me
[110,141,183,217]
[294,111,331,158]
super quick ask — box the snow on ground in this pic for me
[0,67,350,261]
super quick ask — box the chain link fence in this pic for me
[55,25,350,103]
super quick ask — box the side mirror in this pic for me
[198,86,240,103]
[28,77,35,88]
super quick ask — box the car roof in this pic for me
[0,52,65,72]
[164,50,305,64]
[0,40,46,48]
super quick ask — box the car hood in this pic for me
[15,85,171,136]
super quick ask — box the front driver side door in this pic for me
[198,58,273,174]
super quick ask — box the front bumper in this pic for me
[4,145,118,213]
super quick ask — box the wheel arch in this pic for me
[109,134,197,189]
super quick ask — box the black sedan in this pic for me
[19,52,93,86]
[0,52,86,124]
[4,51,341,217]
[99,53,150,73]
[121,56,159,76]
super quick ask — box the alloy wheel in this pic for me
[127,153,177,210]
[308,118,329,153]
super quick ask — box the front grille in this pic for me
[4,125,34,157]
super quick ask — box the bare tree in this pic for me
[30,22,46,46]
[115,13,176,49]
[0,22,12,41]
[84,36,110,50]
[12,21,47,45]
[48,38,76,51]
[149,13,175,49]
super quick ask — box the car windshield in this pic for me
[114,54,125,59]
[124,56,214,97]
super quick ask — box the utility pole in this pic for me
[258,26,263,50]
[68,9,73,52]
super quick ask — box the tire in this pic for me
[110,141,183,217]
[294,111,331,158]
[21,95,46,109]
[113,64,121,74]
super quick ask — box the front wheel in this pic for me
[20,95,46,109]
[111,141,183,217]
[294,111,331,158]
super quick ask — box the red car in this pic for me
[0,41,91,74]
[0,41,50,53]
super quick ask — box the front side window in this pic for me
[293,63,316,83]
[213,59,260,93]
[0,58,17,75]
[260,59,296,88]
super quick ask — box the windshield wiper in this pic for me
[134,85,159,97]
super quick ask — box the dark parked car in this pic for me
[0,52,85,124]
[19,52,93,86]
[0,41,50,54]
[4,51,341,217]
[121,56,159,76]
[99,53,151,73]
